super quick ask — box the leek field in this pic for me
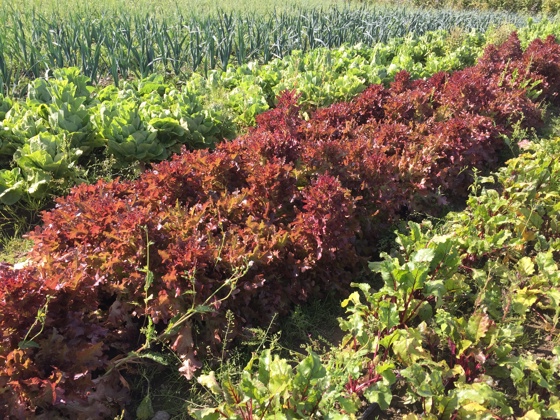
[0,0,531,92]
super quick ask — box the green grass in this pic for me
[0,236,33,264]
[276,293,350,353]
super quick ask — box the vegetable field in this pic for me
[0,4,531,93]
[0,1,559,418]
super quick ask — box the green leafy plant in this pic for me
[192,349,359,420]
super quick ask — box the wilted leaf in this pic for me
[171,323,194,355]
[517,257,535,276]
[198,371,222,395]
[178,350,201,380]
[512,288,540,315]
[466,312,492,343]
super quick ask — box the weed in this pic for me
[0,235,33,262]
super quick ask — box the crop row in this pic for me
[2,25,558,229]
[0,29,489,221]
[0,5,533,92]
[0,32,559,417]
